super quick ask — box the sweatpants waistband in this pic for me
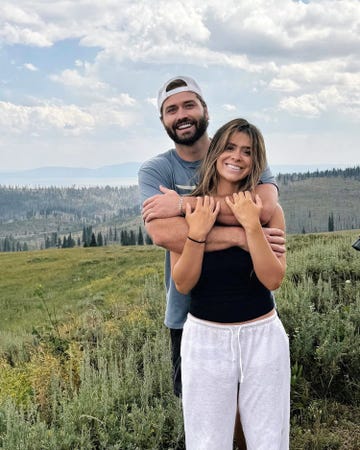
[186,310,277,331]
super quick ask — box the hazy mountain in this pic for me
[0,162,142,179]
[0,162,351,186]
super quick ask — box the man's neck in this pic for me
[174,133,211,162]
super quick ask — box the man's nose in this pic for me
[176,107,189,120]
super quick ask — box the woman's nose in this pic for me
[231,148,242,160]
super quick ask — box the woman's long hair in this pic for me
[192,118,267,196]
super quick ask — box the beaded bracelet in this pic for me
[187,236,206,244]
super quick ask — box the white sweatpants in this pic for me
[181,312,290,450]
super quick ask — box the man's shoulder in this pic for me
[139,149,176,171]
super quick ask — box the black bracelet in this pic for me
[187,236,206,244]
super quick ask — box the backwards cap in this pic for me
[157,75,203,114]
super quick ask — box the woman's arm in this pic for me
[225,193,286,291]
[171,197,220,294]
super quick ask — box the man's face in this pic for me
[161,91,209,146]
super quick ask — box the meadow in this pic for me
[0,230,359,449]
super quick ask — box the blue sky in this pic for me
[0,0,359,171]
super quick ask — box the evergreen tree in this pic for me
[62,236,68,248]
[45,236,51,249]
[137,226,144,245]
[328,212,335,232]
[97,231,103,247]
[129,230,136,245]
[82,226,93,247]
[121,230,128,246]
[4,237,10,252]
[145,233,153,245]
[67,233,75,248]
[90,232,97,247]
[51,232,58,247]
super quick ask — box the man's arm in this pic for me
[145,216,285,255]
[203,183,278,226]
[143,183,278,225]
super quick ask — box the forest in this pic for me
[0,166,359,252]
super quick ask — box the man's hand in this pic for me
[142,186,181,223]
[263,228,286,257]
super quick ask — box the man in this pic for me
[138,75,285,446]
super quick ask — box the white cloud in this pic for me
[50,69,108,91]
[0,99,138,135]
[23,63,38,71]
[222,104,237,112]
[279,94,325,118]
[0,0,359,170]
[269,78,299,92]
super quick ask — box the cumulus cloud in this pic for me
[0,0,359,169]
[0,99,138,135]
[50,69,108,91]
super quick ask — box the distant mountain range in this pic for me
[0,162,352,186]
[0,162,142,179]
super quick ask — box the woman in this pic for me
[171,118,290,450]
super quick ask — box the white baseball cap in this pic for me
[157,75,204,114]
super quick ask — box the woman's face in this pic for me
[215,131,253,188]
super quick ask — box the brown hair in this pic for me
[192,118,267,196]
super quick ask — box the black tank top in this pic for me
[190,247,274,323]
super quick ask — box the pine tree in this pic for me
[97,231,103,246]
[67,233,75,248]
[137,226,144,245]
[129,230,136,245]
[90,232,97,247]
[62,236,68,248]
[121,230,128,246]
[45,236,51,249]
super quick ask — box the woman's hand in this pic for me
[185,196,220,241]
[225,191,262,230]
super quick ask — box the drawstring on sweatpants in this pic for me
[237,328,244,384]
[229,327,245,384]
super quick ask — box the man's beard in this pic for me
[165,116,208,146]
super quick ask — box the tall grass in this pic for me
[0,231,359,449]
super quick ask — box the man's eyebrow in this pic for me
[165,104,177,111]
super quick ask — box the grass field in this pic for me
[0,231,359,449]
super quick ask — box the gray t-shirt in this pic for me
[138,148,276,329]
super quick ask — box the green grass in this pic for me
[0,231,359,449]
[0,245,164,333]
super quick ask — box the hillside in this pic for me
[0,231,359,449]
[278,169,360,233]
[0,166,359,250]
